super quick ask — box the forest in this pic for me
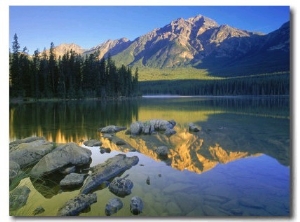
[9,34,290,100]
[9,34,139,100]
[139,72,290,96]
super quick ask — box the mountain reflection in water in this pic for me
[9,96,290,216]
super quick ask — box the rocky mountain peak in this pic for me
[51,14,289,75]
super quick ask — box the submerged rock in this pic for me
[105,198,123,216]
[9,161,21,180]
[130,196,144,215]
[57,193,97,216]
[80,154,139,194]
[30,142,92,178]
[146,176,150,185]
[9,186,31,211]
[33,206,45,216]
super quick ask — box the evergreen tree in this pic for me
[19,47,31,97]
[10,33,21,97]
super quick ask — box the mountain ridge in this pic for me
[51,14,290,77]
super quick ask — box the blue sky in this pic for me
[9,5,290,54]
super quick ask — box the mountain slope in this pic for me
[53,14,290,77]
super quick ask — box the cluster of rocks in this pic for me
[84,125,130,153]
[105,196,144,216]
[127,119,177,136]
[9,136,142,216]
[9,120,200,216]
[83,139,112,154]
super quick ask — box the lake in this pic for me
[9,96,291,217]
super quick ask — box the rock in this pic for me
[9,186,31,211]
[80,154,139,194]
[33,206,45,215]
[9,136,46,150]
[189,123,200,132]
[102,134,113,141]
[9,140,55,169]
[57,193,97,216]
[109,175,133,197]
[116,140,126,146]
[155,146,169,159]
[9,161,21,180]
[130,121,144,135]
[130,119,176,136]
[100,125,127,133]
[83,139,102,147]
[149,119,176,131]
[165,128,176,136]
[100,147,111,154]
[130,196,144,215]
[59,166,76,175]
[60,173,88,189]
[146,176,150,185]
[105,198,123,216]
[30,142,92,178]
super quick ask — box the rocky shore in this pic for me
[9,118,176,216]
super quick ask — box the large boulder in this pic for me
[30,142,92,178]
[130,119,176,136]
[57,193,97,216]
[99,125,127,133]
[80,154,139,194]
[9,139,55,168]
[9,186,31,211]
[9,136,46,150]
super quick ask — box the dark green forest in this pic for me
[9,34,139,100]
[139,73,290,96]
[9,34,289,99]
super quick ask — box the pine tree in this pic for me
[10,33,21,97]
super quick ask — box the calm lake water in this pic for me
[9,96,291,217]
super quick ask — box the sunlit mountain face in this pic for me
[63,15,289,77]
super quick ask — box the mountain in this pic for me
[54,14,290,77]
[45,43,85,58]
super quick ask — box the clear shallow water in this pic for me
[9,96,290,217]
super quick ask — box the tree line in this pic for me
[139,73,290,96]
[9,34,139,100]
